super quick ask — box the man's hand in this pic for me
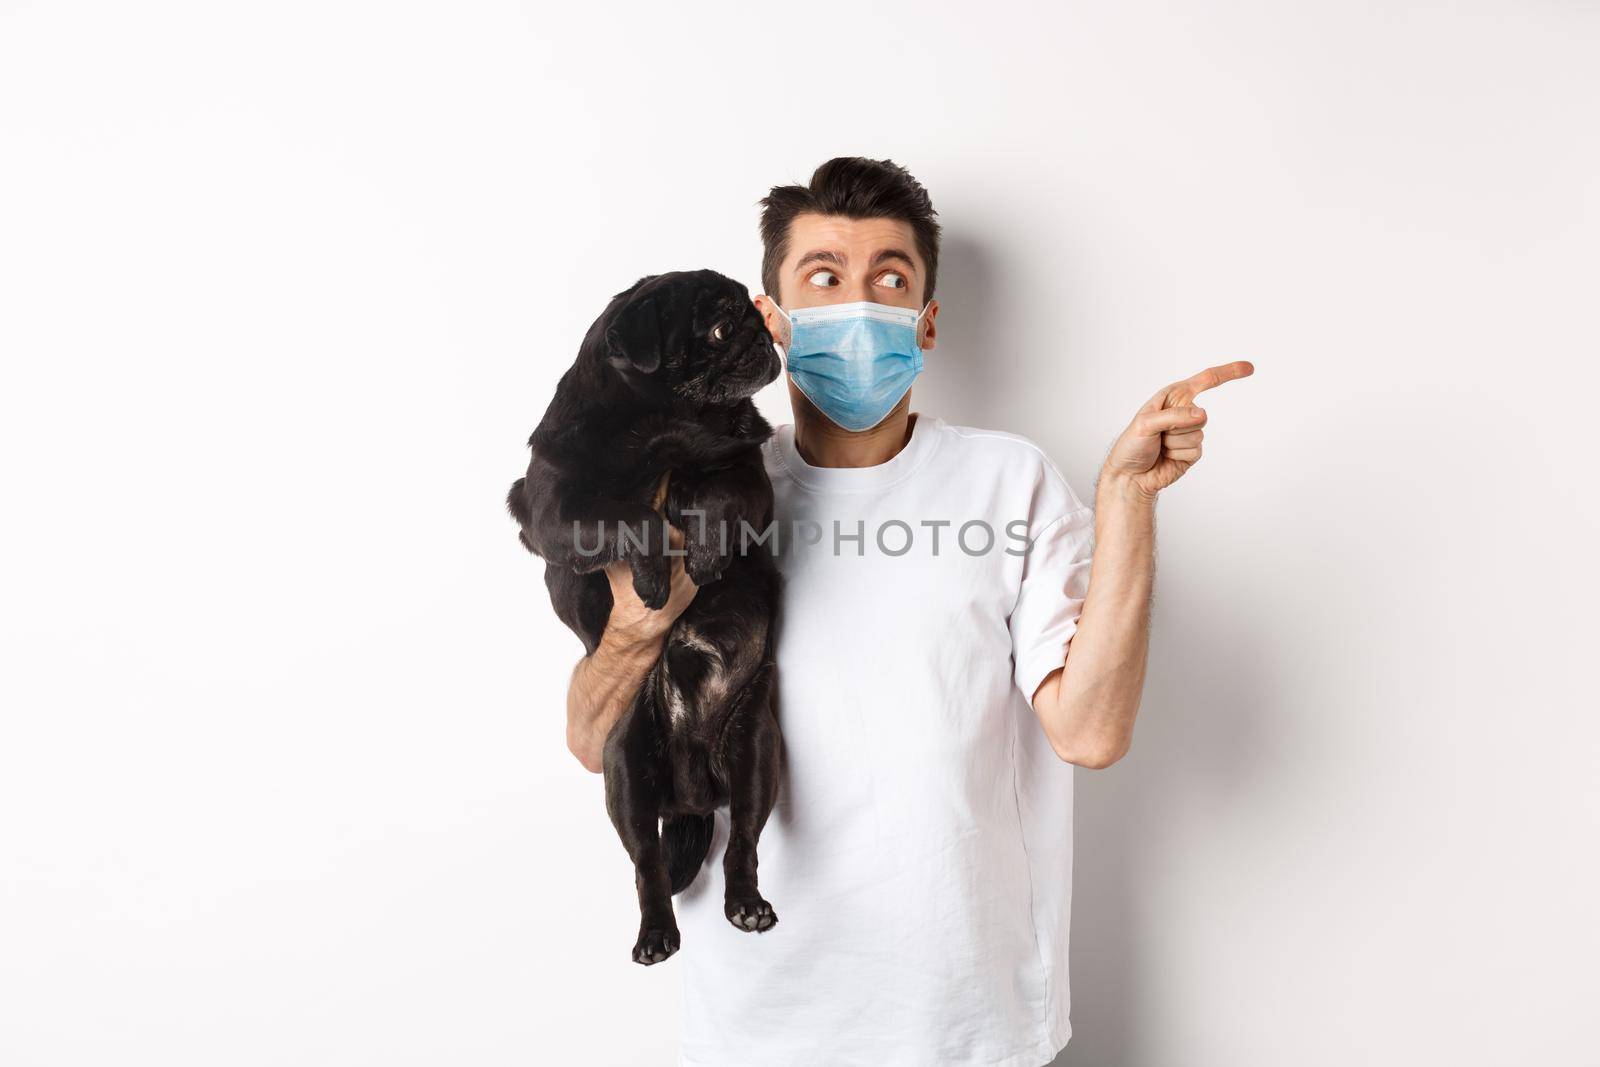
[566,524,698,773]
[602,523,699,648]
[1103,361,1255,498]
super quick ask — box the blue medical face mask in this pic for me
[771,299,931,432]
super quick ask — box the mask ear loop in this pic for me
[768,300,794,360]
[913,300,932,346]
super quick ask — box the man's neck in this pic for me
[791,397,917,469]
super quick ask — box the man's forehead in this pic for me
[785,213,921,267]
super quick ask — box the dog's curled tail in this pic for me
[663,812,715,895]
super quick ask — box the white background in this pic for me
[2,2,1596,1064]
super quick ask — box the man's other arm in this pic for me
[1032,361,1254,769]
[1031,477,1154,768]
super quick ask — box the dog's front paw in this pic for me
[725,896,778,933]
[685,542,729,587]
[631,557,671,610]
[632,926,680,966]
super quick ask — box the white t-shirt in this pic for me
[676,412,1096,1067]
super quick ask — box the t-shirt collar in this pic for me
[770,412,943,494]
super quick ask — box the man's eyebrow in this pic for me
[792,248,918,274]
[793,249,844,271]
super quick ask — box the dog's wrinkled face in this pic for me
[602,270,782,406]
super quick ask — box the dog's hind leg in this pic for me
[602,683,680,965]
[719,663,780,934]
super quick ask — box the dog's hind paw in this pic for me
[725,897,778,933]
[632,927,680,966]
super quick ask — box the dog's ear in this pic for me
[604,286,663,375]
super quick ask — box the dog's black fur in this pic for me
[506,269,784,966]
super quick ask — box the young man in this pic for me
[565,158,1252,1065]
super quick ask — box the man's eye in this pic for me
[879,271,907,290]
[808,269,840,288]
[710,321,729,341]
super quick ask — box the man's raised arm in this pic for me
[1032,361,1254,768]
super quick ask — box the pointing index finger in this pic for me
[1184,360,1255,397]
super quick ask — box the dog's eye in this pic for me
[709,321,729,342]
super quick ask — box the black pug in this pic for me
[506,269,785,966]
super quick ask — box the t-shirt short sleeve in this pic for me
[1008,466,1095,705]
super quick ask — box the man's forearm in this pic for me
[1034,473,1157,768]
[563,533,697,774]
[566,630,664,774]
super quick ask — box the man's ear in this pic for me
[604,288,662,374]
[754,294,789,346]
[918,298,938,351]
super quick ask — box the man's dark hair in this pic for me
[759,157,941,305]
